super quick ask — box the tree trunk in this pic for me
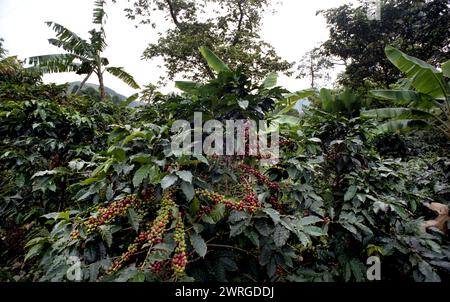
[75,71,93,95]
[98,70,105,101]
[310,54,315,88]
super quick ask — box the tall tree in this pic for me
[296,47,334,89]
[120,0,292,82]
[28,0,139,100]
[319,0,450,90]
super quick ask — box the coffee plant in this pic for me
[1,43,449,282]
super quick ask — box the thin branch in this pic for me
[165,0,181,29]
[232,0,245,46]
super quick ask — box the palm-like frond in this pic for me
[93,0,107,25]
[106,67,140,89]
[46,22,90,57]
[27,54,80,73]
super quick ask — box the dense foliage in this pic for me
[317,0,450,90]
[1,43,449,282]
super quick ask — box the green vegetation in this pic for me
[0,0,449,283]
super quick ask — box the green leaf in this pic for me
[349,259,365,282]
[27,53,80,73]
[99,225,113,247]
[262,208,281,224]
[175,81,199,94]
[385,46,447,99]
[344,185,357,201]
[133,164,149,188]
[361,108,433,120]
[199,46,231,74]
[442,60,450,78]
[127,208,140,232]
[134,165,159,188]
[302,226,324,237]
[229,220,248,237]
[262,72,277,89]
[106,67,140,89]
[228,211,249,223]
[176,170,193,183]
[107,146,126,162]
[24,244,44,262]
[181,181,194,201]
[160,174,178,190]
[299,216,322,226]
[377,119,430,133]
[210,203,226,223]
[274,224,290,247]
[369,90,435,109]
[418,261,441,282]
[245,229,260,247]
[189,233,207,258]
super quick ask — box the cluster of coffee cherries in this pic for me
[197,205,213,218]
[239,164,280,190]
[268,195,284,212]
[172,213,187,278]
[84,195,141,234]
[109,243,139,273]
[70,230,80,240]
[109,191,176,274]
[195,189,245,212]
[243,192,260,214]
[150,261,163,273]
[275,266,287,277]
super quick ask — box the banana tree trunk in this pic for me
[98,71,105,101]
[75,71,93,95]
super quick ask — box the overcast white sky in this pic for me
[0,0,358,96]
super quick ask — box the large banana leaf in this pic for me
[106,67,140,89]
[27,54,80,73]
[378,119,430,133]
[370,90,435,109]
[46,22,90,57]
[199,46,231,74]
[385,46,447,100]
[175,81,200,94]
[336,90,360,112]
[361,107,434,120]
[319,88,334,112]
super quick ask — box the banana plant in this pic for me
[27,0,139,100]
[361,46,450,139]
[317,88,362,117]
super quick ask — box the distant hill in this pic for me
[67,82,127,101]
[67,82,144,107]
